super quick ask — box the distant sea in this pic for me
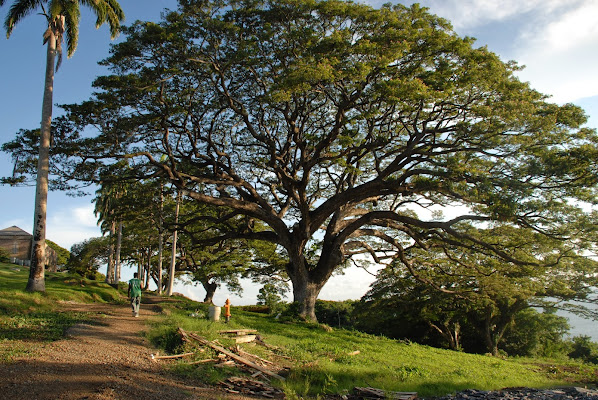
[558,309,598,342]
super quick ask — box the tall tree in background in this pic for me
[0,0,124,292]
[4,0,598,321]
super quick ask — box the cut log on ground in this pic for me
[353,386,418,400]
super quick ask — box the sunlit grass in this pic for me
[146,300,598,398]
[0,262,123,360]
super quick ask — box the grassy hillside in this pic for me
[0,262,122,356]
[0,262,596,398]
[146,297,598,398]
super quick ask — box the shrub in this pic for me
[568,336,598,364]
[0,248,10,263]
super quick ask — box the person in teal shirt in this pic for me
[128,272,142,317]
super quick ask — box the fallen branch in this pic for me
[179,328,286,381]
[187,358,220,365]
[238,348,274,365]
[353,387,417,400]
[150,352,194,360]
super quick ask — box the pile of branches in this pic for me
[151,328,288,398]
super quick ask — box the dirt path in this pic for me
[0,300,261,400]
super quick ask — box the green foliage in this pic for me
[46,239,70,266]
[66,237,108,279]
[355,229,598,356]
[501,309,570,358]
[0,249,9,263]
[256,282,288,314]
[314,300,356,329]
[567,336,598,364]
[5,0,598,322]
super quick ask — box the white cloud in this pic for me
[424,0,576,30]
[47,204,101,250]
[513,1,598,103]
[422,0,598,103]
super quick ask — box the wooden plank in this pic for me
[219,329,258,335]
[179,328,285,381]
[235,334,257,343]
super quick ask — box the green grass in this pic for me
[0,262,596,398]
[0,262,123,360]
[145,299,598,399]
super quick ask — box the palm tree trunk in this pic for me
[26,29,56,292]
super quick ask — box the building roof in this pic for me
[0,226,32,238]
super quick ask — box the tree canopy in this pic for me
[4,0,598,320]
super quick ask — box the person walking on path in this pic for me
[128,273,142,317]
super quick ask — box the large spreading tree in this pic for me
[1,0,124,292]
[6,0,598,319]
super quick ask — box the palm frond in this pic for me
[80,0,105,29]
[4,0,41,37]
[62,0,79,57]
[80,0,123,39]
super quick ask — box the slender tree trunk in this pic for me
[144,248,151,290]
[157,231,164,294]
[157,186,164,294]
[137,253,143,287]
[429,321,461,351]
[105,221,116,284]
[114,221,123,284]
[26,29,57,292]
[166,191,181,296]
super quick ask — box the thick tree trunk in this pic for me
[283,234,342,321]
[26,29,57,292]
[286,249,337,321]
[291,278,324,321]
[202,280,218,304]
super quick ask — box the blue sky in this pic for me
[1,0,598,309]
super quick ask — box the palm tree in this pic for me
[1,0,124,292]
